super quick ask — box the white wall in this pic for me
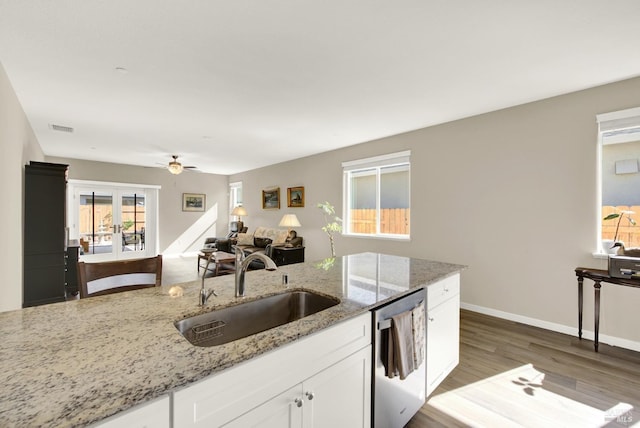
[231,76,640,351]
[0,61,44,312]
[47,157,230,255]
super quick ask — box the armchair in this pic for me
[203,221,248,252]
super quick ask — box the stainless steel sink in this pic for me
[175,290,340,347]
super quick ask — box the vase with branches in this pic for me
[317,201,342,257]
[603,209,636,249]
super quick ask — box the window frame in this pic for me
[596,107,640,256]
[229,181,243,214]
[342,150,411,240]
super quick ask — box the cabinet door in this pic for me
[224,385,303,428]
[303,346,372,428]
[172,313,371,428]
[426,295,460,396]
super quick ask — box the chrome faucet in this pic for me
[235,251,277,297]
[199,254,217,306]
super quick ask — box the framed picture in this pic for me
[182,193,205,212]
[287,186,305,208]
[262,187,280,210]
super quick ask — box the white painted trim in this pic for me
[596,106,640,124]
[461,302,640,353]
[341,149,411,169]
[68,179,161,189]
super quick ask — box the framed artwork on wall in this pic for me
[287,186,305,208]
[182,193,205,212]
[262,188,280,210]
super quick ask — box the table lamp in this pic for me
[279,214,301,240]
[231,206,248,231]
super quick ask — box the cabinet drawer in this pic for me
[427,274,460,310]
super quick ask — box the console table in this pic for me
[574,267,640,351]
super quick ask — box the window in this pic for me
[597,107,640,254]
[229,181,243,213]
[343,151,410,239]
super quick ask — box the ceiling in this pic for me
[1,1,640,175]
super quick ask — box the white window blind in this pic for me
[597,107,640,144]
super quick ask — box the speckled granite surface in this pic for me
[0,252,464,427]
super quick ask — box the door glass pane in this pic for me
[350,169,377,234]
[380,164,410,235]
[121,193,146,253]
[79,191,113,255]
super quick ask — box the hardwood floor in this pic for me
[406,310,640,427]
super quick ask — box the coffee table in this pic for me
[198,250,236,276]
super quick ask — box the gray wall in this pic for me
[0,61,44,312]
[231,76,640,349]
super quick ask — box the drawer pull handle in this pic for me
[306,392,314,400]
[295,398,304,408]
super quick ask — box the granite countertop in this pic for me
[0,252,464,427]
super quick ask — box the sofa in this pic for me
[203,221,247,251]
[214,226,304,269]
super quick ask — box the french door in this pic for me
[67,181,159,261]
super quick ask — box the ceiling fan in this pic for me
[166,155,197,175]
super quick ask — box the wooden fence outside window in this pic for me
[349,208,410,235]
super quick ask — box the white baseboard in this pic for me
[461,302,640,353]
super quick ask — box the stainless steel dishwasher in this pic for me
[372,287,426,428]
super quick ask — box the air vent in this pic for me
[49,124,74,133]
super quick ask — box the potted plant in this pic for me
[603,210,636,253]
[317,201,342,258]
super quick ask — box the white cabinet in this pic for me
[92,395,170,428]
[227,346,371,428]
[224,384,302,428]
[303,345,371,428]
[173,312,372,428]
[426,273,460,397]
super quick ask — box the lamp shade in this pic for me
[231,206,248,217]
[168,160,183,175]
[279,214,301,228]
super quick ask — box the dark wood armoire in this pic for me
[23,161,69,307]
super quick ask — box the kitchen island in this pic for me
[0,252,464,427]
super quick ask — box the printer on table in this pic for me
[608,255,640,279]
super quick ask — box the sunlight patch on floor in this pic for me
[427,364,635,427]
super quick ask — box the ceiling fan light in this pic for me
[168,161,183,175]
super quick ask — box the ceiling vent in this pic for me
[49,124,74,133]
